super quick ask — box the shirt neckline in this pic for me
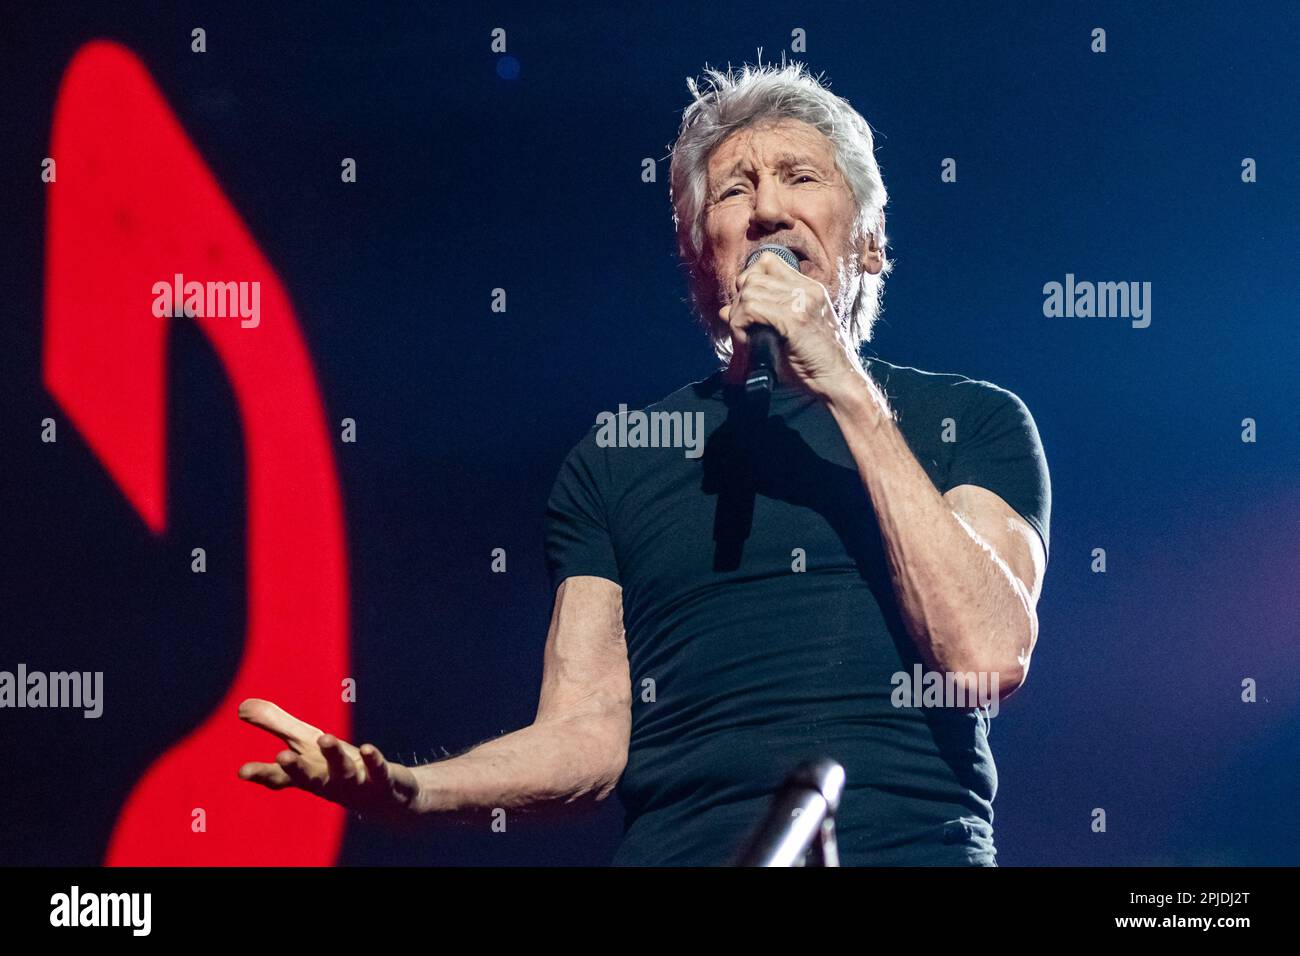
[698,362,880,406]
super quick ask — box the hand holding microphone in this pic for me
[722,243,861,406]
[741,244,801,399]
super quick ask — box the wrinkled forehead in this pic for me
[706,118,837,181]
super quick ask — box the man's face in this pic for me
[700,117,880,322]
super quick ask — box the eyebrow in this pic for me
[714,151,826,182]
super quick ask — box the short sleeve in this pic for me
[943,383,1052,563]
[544,431,622,590]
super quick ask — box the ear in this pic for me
[861,231,884,276]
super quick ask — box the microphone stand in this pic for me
[732,758,846,867]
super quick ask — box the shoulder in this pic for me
[864,356,1037,423]
[868,359,1052,561]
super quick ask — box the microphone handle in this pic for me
[745,326,780,399]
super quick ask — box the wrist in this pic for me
[820,365,888,422]
[408,764,436,816]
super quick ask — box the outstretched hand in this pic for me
[237,698,421,826]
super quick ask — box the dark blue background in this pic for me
[2,0,1297,865]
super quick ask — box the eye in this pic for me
[794,174,816,184]
[720,186,743,198]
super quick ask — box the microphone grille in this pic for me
[745,244,799,272]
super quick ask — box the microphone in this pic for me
[741,244,800,400]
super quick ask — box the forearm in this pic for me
[824,371,1034,690]
[408,715,624,823]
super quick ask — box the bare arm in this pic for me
[721,253,1046,700]
[825,376,1046,698]
[237,575,631,827]
[409,575,631,819]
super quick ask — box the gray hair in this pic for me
[669,61,893,361]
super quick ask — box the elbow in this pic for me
[567,718,629,806]
[592,748,627,803]
[992,657,1029,700]
[951,612,1036,702]
[581,726,628,803]
[562,749,626,818]
[1005,606,1039,694]
[987,619,1037,700]
[532,740,627,823]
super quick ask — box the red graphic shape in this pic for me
[45,40,350,865]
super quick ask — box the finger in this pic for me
[735,259,770,295]
[277,749,323,792]
[360,744,391,787]
[738,265,779,296]
[238,698,324,750]
[740,276,800,309]
[238,761,293,790]
[733,274,788,307]
[739,250,787,277]
[727,295,788,339]
[320,734,362,784]
[742,253,798,286]
[721,305,750,349]
[726,280,791,341]
[763,250,802,275]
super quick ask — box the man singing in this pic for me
[238,61,1050,866]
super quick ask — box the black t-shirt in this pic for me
[544,356,1051,866]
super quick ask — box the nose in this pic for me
[751,173,794,233]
